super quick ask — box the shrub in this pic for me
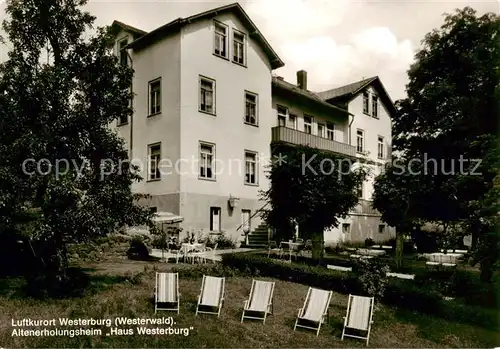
[126,236,152,260]
[171,263,244,278]
[356,258,390,298]
[364,238,375,247]
[215,231,236,249]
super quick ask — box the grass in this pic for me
[1,259,499,348]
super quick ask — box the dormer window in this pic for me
[233,30,246,65]
[214,21,228,58]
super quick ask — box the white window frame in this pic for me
[372,95,379,118]
[118,37,128,66]
[244,91,258,125]
[241,209,251,232]
[199,142,215,180]
[148,78,161,116]
[377,136,384,159]
[210,207,221,232]
[199,76,216,114]
[357,129,365,153]
[148,143,161,181]
[317,123,325,138]
[326,123,335,140]
[277,105,288,127]
[213,21,228,58]
[232,29,246,65]
[303,115,313,134]
[244,151,258,185]
[363,91,370,114]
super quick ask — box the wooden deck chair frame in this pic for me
[195,275,225,317]
[241,280,275,323]
[294,287,333,336]
[154,272,180,314]
[341,294,375,346]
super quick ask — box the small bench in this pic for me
[350,254,374,259]
[386,272,415,280]
[327,265,352,272]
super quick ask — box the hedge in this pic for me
[221,252,498,330]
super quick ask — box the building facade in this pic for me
[111,3,396,244]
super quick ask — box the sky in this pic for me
[0,0,498,101]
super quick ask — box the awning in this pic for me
[153,212,184,224]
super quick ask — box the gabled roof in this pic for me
[111,20,148,38]
[115,3,284,70]
[272,76,352,116]
[317,76,397,117]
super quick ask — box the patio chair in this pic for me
[241,280,275,323]
[425,255,440,269]
[165,243,182,264]
[190,243,208,264]
[197,242,218,264]
[294,287,332,336]
[267,241,281,258]
[195,275,225,317]
[341,294,375,346]
[154,272,180,314]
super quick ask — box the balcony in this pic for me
[350,199,381,216]
[271,126,356,158]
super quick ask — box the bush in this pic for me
[364,238,375,247]
[215,231,236,249]
[221,252,497,330]
[356,258,390,298]
[24,267,90,299]
[126,236,153,260]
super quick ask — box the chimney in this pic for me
[297,70,307,90]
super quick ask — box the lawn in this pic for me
[1,259,498,348]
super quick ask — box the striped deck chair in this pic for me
[341,294,375,346]
[195,275,225,317]
[294,287,333,336]
[241,280,275,323]
[154,272,180,314]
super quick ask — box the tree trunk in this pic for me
[310,231,324,264]
[395,231,404,270]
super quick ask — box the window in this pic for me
[372,95,378,118]
[303,115,312,134]
[214,21,228,58]
[233,30,245,65]
[289,114,297,129]
[210,207,221,231]
[356,129,364,153]
[118,38,128,66]
[245,92,258,125]
[199,142,215,179]
[363,91,369,114]
[379,224,386,234]
[245,151,257,185]
[241,209,251,233]
[342,223,351,234]
[148,79,161,115]
[277,106,288,127]
[357,183,363,199]
[148,143,161,181]
[377,136,384,159]
[326,123,335,140]
[118,113,128,125]
[149,207,157,214]
[199,76,215,114]
[317,123,325,137]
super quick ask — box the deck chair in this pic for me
[341,294,375,346]
[195,275,225,317]
[294,287,332,335]
[241,280,275,323]
[154,272,180,314]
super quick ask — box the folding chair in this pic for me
[341,294,375,346]
[241,280,275,323]
[294,287,332,336]
[154,272,180,314]
[267,241,281,258]
[195,275,225,317]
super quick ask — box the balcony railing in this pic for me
[350,199,381,216]
[271,126,356,157]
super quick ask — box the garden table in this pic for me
[280,242,304,261]
[181,243,206,263]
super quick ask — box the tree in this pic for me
[0,0,155,294]
[373,7,500,280]
[261,143,367,261]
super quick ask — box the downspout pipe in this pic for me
[124,49,134,159]
[348,112,355,146]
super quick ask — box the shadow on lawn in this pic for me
[0,267,131,300]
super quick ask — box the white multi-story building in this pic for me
[111,3,396,245]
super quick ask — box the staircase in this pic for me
[247,223,269,249]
